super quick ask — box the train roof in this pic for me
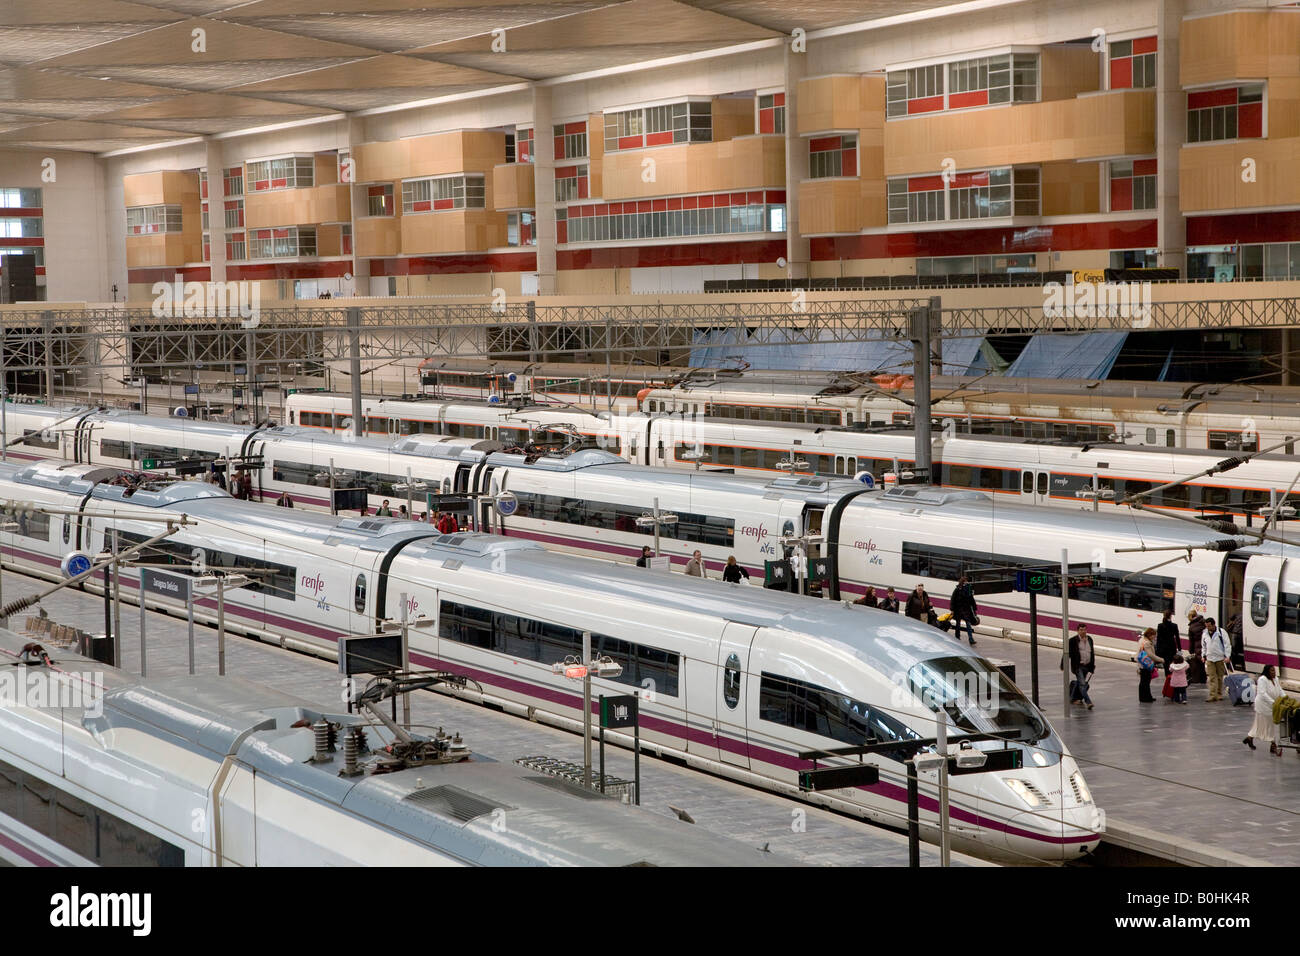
[0,632,776,866]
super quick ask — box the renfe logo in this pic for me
[49,886,151,936]
[853,539,879,552]
[301,573,325,596]
[406,595,419,614]
[740,525,769,541]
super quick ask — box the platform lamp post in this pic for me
[775,449,811,476]
[780,532,824,597]
[376,593,434,731]
[192,571,256,677]
[635,497,677,558]
[552,632,623,790]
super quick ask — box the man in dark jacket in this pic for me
[879,587,900,613]
[635,546,652,568]
[1155,609,1181,675]
[905,584,932,622]
[950,575,978,646]
[1068,623,1096,709]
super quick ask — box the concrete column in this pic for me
[1156,0,1186,277]
[341,116,371,298]
[532,85,557,295]
[204,138,227,285]
[783,45,810,283]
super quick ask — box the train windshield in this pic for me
[907,657,1049,743]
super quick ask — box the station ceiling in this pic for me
[0,0,971,154]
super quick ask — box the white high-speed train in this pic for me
[6,399,1299,528]
[412,357,1300,451]
[0,460,1101,863]
[278,393,1300,527]
[0,631,778,867]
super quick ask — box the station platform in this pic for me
[962,626,1291,867]
[0,568,982,868]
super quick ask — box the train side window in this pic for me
[62,516,69,544]
[1037,472,1048,496]
[1145,428,1156,444]
[1021,471,1032,494]
[1288,441,1296,456]
[1166,430,1176,447]
[354,574,366,613]
[723,653,741,709]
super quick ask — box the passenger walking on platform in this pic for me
[949,575,978,646]
[722,555,749,583]
[1168,653,1189,704]
[1068,623,1096,710]
[855,586,879,608]
[437,512,457,534]
[685,550,706,578]
[636,546,653,568]
[377,499,393,517]
[1202,617,1233,702]
[1243,664,1287,755]
[1155,609,1180,676]
[398,505,409,519]
[879,587,900,613]
[1135,627,1162,703]
[905,584,932,621]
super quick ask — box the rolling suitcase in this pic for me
[1225,671,1254,706]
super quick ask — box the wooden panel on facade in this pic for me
[599,135,786,199]
[1041,160,1101,216]
[492,163,535,210]
[711,95,755,142]
[353,216,401,257]
[400,209,508,255]
[1041,46,1102,102]
[1179,10,1297,88]
[883,89,1155,176]
[1180,137,1300,212]
[798,179,864,235]
[797,75,863,134]
[244,183,352,228]
[123,169,198,207]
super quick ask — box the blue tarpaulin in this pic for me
[1004,332,1129,379]
[688,328,985,375]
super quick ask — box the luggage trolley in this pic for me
[1278,708,1300,757]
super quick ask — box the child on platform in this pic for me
[1168,653,1189,704]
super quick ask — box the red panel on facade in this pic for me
[433,199,452,210]
[1187,210,1300,245]
[1188,87,1237,109]
[200,181,208,199]
[558,238,787,270]
[652,199,667,211]
[745,191,763,204]
[731,192,747,206]
[1133,36,1158,54]
[645,131,674,147]
[947,90,989,109]
[127,266,212,284]
[557,166,576,178]
[909,175,945,192]
[414,200,432,211]
[608,202,622,214]
[367,185,386,197]
[765,190,786,203]
[683,195,698,209]
[368,251,538,275]
[554,136,565,158]
[759,111,774,134]
[3,237,42,247]
[1110,178,1133,211]
[1133,158,1159,176]
[809,136,841,152]
[637,200,652,212]
[952,171,989,189]
[557,222,567,243]
[226,261,350,281]
[618,135,643,150]
[842,151,857,177]
[809,219,1158,260]
[271,178,287,188]
[667,197,682,210]
[565,121,586,135]
[1109,58,1132,90]
[907,95,944,114]
[775,93,785,106]
[273,228,290,238]
[578,178,588,199]
[1239,102,1263,138]
[6,208,41,217]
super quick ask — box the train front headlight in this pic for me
[1003,777,1047,808]
[1070,771,1093,805]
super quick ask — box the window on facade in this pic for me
[401,174,486,213]
[603,101,712,151]
[758,93,786,134]
[367,184,394,216]
[0,247,43,267]
[559,192,784,244]
[516,127,534,163]
[200,206,209,231]
[223,166,243,197]
[246,156,314,191]
[0,188,42,208]
[1110,159,1157,211]
[887,167,1038,224]
[198,168,208,200]
[226,233,246,261]
[125,204,183,236]
[1187,84,1263,143]
[808,135,857,178]
[554,122,588,160]
[247,226,317,259]
[888,54,1038,116]
[1110,38,1157,89]
[507,211,536,246]
[0,218,41,238]
[223,199,244,229]
[554,165,589,203]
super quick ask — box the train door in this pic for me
[453,463,471,494]
[387,417,402,437]
[834,455,858,476]
[685,653,720,763]
[1019,469,1049,505]
[1240,554,1283,670]
[716,622,755,769]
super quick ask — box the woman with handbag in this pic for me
[1135,627,1163,703]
